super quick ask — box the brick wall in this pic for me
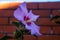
[0,2,60,40]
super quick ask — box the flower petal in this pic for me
[14,2,42,36]
[25,22,42,36]
[19,2,28,15]
[28,10,39,21]
[14,8,24,21]
[14,2,29,25]
[14,8,26,25]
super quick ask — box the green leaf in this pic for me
[50,15,60,21]
[20,29,30,35]
[55,21,60,24]
[12,21,24,28]
[14,30,22,38]
[25,29,31,35]
[0,35,12,40]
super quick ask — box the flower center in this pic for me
[24,16,29,21]
[24,16,31,25]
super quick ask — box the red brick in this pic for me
[0,26,3,31]
[36,18,51,25]
[8,4,19,9]
[39,2,60,9]
[10,17,18,22]
[8,39,15,40]
[40,26,50,34]
[38,35,60,40]
[50,18,60,25]
[33,10,50,17]
[27,2,38,9]
[53,26,60,34]
[24,35,36,40]
[24,35,60,40]
[50,21,57,25]
[3,26,16,33]
[0,34,5,38]
[52,10,60,16]
[0,18,8,24]
[57,18,60,21]
[0,9,14,16]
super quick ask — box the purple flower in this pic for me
[14,2,42,36]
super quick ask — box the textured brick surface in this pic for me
[36,18,51,25]
[40,26,50,34]
[24,35,37,40]
[33,10,50,17]
[0,26,3,31]
[39,2,60,9]
[38,36,60,40]
[50,18,60,25]
[52,10,60,16]
[53,26,60,34]
[0,9,14,17]
[3,26,16,33]
[24,35,60,40]
[0,34,5,38]
[0,18,8,24]
[27,2,38,9]
[10,17,18,22]
[0,2,60,40]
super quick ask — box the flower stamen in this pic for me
[24,16,31,25]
